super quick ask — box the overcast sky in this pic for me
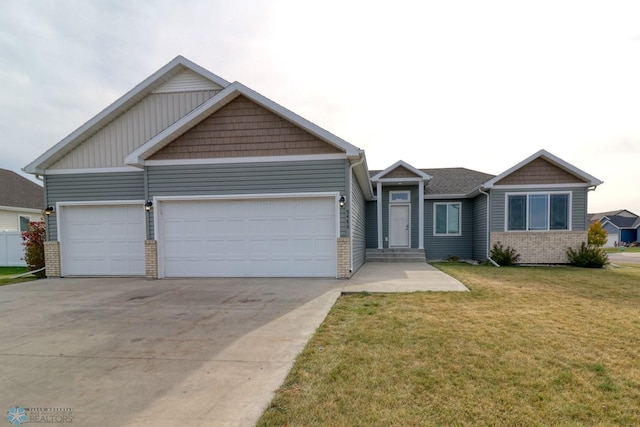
[1,0,639,214]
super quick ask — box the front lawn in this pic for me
[258,263,640,426]
[0,267,38,285]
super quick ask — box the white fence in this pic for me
[0,231,26,267]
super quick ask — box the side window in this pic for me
[19,215,31,232]
[434,203,461,236]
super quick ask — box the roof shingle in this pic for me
[0,169,44,210]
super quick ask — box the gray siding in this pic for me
[490,187,589,232]
[365,201,378,248]
[351,171,366,273]
[146,159,348,238]
[424,199,473,260]
[44,172,145,240]
[472,194,488,260]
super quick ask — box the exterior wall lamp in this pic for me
[144,201,153,212]
[44,206,55,215]
[339,195,346,208]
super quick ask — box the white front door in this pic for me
[390,205,410,247]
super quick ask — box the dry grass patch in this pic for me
[258,264,640,426]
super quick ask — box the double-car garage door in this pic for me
[59,196,337,277]
[158,197,337,277]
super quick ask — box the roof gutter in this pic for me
[348,153,366,275]
[479,187,499,267]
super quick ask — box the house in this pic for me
[23,56,603,279]
[589,210,640,247]
[0,169,44,232]
[0,169,44,266]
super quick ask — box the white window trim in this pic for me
[433,202,462,236]
[389,190,410,203]
[504,191,572,232]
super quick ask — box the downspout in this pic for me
[348,154,366,274]
[479,187,500,267]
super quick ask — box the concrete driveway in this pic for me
[609,251,640,265]
[0,263,464,426]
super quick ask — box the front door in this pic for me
[390,205,410,247]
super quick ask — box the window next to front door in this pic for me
[434,203,461,236]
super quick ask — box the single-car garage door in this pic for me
[157,197,337,278]
[60,204,145,276]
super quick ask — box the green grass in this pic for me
[258,263,640,426]
[0,267,38,285]
[604,246,640,253]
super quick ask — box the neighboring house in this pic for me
[0,169,44,266]
[0,168,44,231]
[23,56,603,279]
[589,210,640,247]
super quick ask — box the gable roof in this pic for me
[125,81,362,166]
[370,160,432,182]
[0,169,44,210]
[482,149,603,188]
[423,168,495,197]
[590,210,640,229]
[23,56,231,174]
[369,167,494,197]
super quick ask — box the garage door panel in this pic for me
[61,204,145,276]
[159,197,337,277]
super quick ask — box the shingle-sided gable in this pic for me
[494,157,588,185]
[148,96,343,160]
[383,165,423,179]
[483,149,602,188]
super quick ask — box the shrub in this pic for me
[490,242,521,266]
[21,221,46,278]
[588,221,607,247]
[567,242,608,268]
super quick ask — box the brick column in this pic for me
[145,240,158,279]
[337,237,351,279]
[44,241,61,278]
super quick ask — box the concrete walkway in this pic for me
[608,251,640,265]
[344,262,469,293]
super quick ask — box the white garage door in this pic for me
[158,197,337,278]
[60,204,145,276]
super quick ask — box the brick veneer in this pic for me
[337,237,351,278]
[490,231,587,264]
[145,240,158,279]
[44,241,61,278]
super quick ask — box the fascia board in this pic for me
[24,56,231,174]
[424,194,467,200]
[483,149,604,188]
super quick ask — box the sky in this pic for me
[1,0,639,214]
